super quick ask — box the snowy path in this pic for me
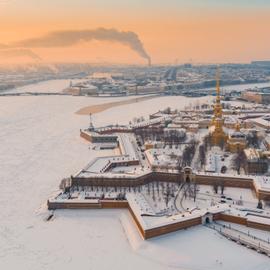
[173,183,186,212]
[208,223,270,256]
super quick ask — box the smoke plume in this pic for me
[0,43,8,49]
[0,49,41,61]
[8,28,151,64]
[0,28,151,64]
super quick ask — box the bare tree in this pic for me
[213,182,218,194]
[257,200,263,209]
[220,181,225,195]
[182,141,197,167]
[203,134,211,151]
[246,131,259,148]
[193,183,198,202]
[233,150,246,175]
[199,144,206,168]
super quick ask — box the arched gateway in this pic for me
[183,167,195,183]
[202,213,214,224]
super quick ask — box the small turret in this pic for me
[88,113,95,131]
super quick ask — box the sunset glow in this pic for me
[1,0,270,64]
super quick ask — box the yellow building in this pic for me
[145,141,154,150]
[210,68,228,146]
[227,122,247,153]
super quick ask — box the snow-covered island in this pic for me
[2,78,270,270]
[48,78,270,260]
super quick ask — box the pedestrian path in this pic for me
[207,222,270,256]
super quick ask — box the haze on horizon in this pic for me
[1,0,270,65]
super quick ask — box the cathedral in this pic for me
[227,122,247,153]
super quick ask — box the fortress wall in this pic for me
[72,173,153,187]
[216,213,270,232]
[144,217,202,239]
[47,198,270,239]
[255,189,270,200]
[218,213,247,225]
[127,205,146,239]
[101,200,129,208]
[99,129,133,134]
[71,172,270,200]
[71,172,183,187]
[247,221,270,231]
[195,174,254,189]
[80,130,92,142]
[47,200,102,210]
[72,172,253,189]
[152,171,183,183]
[105,159,140,172]
[213,213,223,221]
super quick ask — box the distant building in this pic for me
[79,85,98,96]
[251,116,270,130]
[251,61,270,66]
[65,83,98,96]
[244,148,268,174]
[241,91,270,104]
[227,123,247,153]
[183,63,192,68]
[80,130,118,144]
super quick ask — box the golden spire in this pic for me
[235,122,241,132]
[216,66,220,103]
[210,66,227,146]
[212,66,223,121]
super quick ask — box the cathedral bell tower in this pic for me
[210,68,228,146]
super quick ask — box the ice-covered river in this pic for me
[0,93,269,270]
[3,78,270,95]
[205,81,270,93]
[2,78,87,94]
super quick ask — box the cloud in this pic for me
[0,44,8,49]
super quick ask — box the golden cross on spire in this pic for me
[216,66,220,99]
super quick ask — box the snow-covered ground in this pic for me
[0,94,269,270]
[122,213,270,270]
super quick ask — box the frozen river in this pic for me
[3,78,270,95]
[205,81,270,93]
[2,78,87,94]
[0,94,269,270]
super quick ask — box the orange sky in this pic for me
[0,1,270,64]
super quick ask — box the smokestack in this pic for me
[148,58,152,67]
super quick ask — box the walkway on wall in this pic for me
[206,222,270,256]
